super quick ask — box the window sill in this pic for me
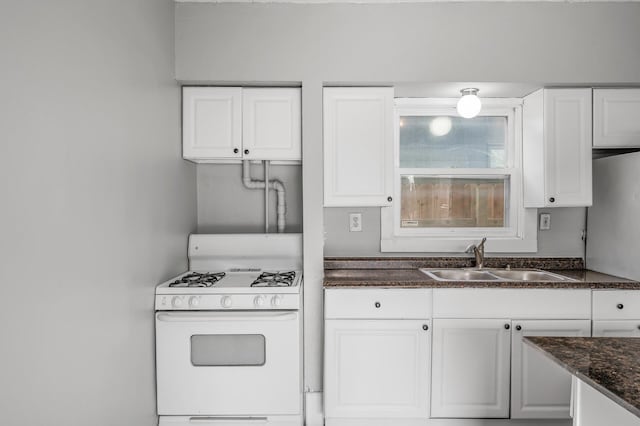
[381,236,537,253]
[381,210,538,253]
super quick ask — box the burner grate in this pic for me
[251,271,296,287]
[169,272,226,288]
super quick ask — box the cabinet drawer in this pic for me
[593,290,640,320]
[433,289,591,319]
[324,289,432,319]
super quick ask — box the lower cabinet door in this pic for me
[592,320,640,337]
[431,319,512,418]
[324,319,430,419]
[511,319,591,419]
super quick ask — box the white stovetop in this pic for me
[155,270,302,295]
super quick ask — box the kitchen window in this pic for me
[381,98,537,253]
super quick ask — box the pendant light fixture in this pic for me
[457,88,482,118]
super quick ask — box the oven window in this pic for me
[191,334,265,366]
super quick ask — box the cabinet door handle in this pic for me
[387,196,393,202]
[374,302,381,308]
[617,303,624,310]
[233,148,239,154]
[515,325,522,331]
[244,149,250,155]
[422,324,429,331]
[504,324,511,330]
[549,197,556,203]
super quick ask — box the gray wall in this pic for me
[175,1,640,393]
[197,163,303,233]
[0,2,195,425]
[587,153,640,281]
[176,3,640,83]
[324,207,587,257]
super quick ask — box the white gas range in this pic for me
[155,234,303,426]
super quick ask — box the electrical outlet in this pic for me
[539,213,551,230]
[349,213,362,232]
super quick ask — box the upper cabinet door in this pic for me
[183,87,242,161]
[242,88,301,160]
[523,88,592,207]
[323,87,394,207]
[544,89,592,207]
[594,89,640,148]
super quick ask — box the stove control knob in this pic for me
[189,296,200,308]
[221,296,232,308]
[172,296,183,308]
[254,295,265,307]
[271,295,283,307]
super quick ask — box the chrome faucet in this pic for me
[466,237,487,269]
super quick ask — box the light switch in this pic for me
[349,213,362,232]
[539,213,551,230]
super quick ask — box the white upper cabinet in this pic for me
[323,87,394,207]
[183,87,242,160]
[242,88,301,160]
[523,88,592,207]
[183,87,301,162]
[594,89,640,148]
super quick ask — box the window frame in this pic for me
[381,98,537,253]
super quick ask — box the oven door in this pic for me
[156,311,301,416]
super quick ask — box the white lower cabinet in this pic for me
[592,290,640,337]
[573,379,640,426]
[511,320,591,419]
[430,319,512,418]
[324,319,431,419]
[592,320,640,337]
[324,288,432,425]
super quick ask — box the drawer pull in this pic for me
[617,303,624,310]
[374,302,381,308]
[422,324,429,331]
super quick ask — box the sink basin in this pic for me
[488,270,572,281]
[420,268,576,282]
[420,269,501,281]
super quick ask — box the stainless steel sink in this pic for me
[488,270,572,281]
[420,268,576,282]
[420,269,501,281]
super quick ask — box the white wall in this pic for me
[0,2,195,425]
[175,1,640,394]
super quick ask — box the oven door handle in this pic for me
[156,312,297,322]
[188,418,267,424]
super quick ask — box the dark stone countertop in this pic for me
[323,268,639,289]
[323,257,639,289]
[524,337,640,418]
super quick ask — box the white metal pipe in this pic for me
[242,160,286,233]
